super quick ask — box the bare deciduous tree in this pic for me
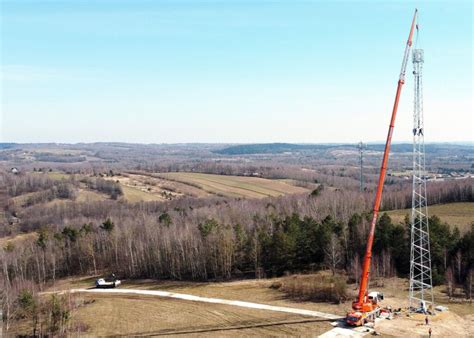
[324,234,342,275]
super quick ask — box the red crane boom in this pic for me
[352,9,418,312]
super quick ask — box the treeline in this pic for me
[5,174,59,197]
[79,177,123,200]
[1,282,79,335]
[381,178,474,210]
[4,174,77,209]
[134,162,365,191]
[5,174,470,236]
[7,186,373,235]
[1,177,473,332]
[131,165,472,206]
[2,173,123,217]
[34,153,87,163]
[22,184,77,207]
[1,172,473,323]
[2,204,472,291]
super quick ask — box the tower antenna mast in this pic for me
[409,42,434,310]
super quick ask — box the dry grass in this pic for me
[10,191,39,206]
[106,174,197,202]
[119,185,164,203]
[0,232,37,248]
[48,275,351,317]
[44,172,71,180]
[12,171,309,204]
[31,275,472,337]
[75,189,109,202]
[158,172,309,199]
[35,276,335,336]
[69,293,331,336]
[387,202,474,232]
[107,172,309,202]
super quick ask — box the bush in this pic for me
[310,185,324,197]
[17,289,37,319]
[55,183,76,199]
[198,218,219,237]
[16,288,39,335]
[100,218,115,232]
[47,294,71,334]
[158,212,172,226]
[278,273,347,303]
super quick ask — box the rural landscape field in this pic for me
[1,142,472,336]
[1,1,473,337]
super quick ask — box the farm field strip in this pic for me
[387,202,474,232]
[66,288,342,320]
[8,171,310,206]
[130,173,213,198]
[172,176,269,198]
[159,172,309,198]
[188,176,290,196]
[158,173,269,198]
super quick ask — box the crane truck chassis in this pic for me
[346,9,418,326]
[346,292,384,326]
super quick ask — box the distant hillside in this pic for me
[0,143,16,149]
[215,143,474,155]
[368,143,474,153]
[214,143,332,155]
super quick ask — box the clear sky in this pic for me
[0,0,472,144]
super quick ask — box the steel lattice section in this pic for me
[409,49,434,310]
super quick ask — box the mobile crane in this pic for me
[346,9,418,326]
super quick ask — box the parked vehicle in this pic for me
[95,275,121,288]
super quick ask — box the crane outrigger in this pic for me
[346,9,418,326]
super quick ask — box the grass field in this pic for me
[387,202,474,232]
[75,189,109,203]
[34,275,472,337]
[70,293,332,336]
[120,185,164,203]
[0,232,36,247]
[8,171,310,208]
[44,171,71,180]
[39,276,342,336]
[109,172,309,202]
[158,172,309,199]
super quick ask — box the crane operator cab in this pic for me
[368,291,384,305]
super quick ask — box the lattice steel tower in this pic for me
[409,48,434,310]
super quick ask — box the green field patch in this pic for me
[387,202,474,232]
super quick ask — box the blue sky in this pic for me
[1,0,472,143]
